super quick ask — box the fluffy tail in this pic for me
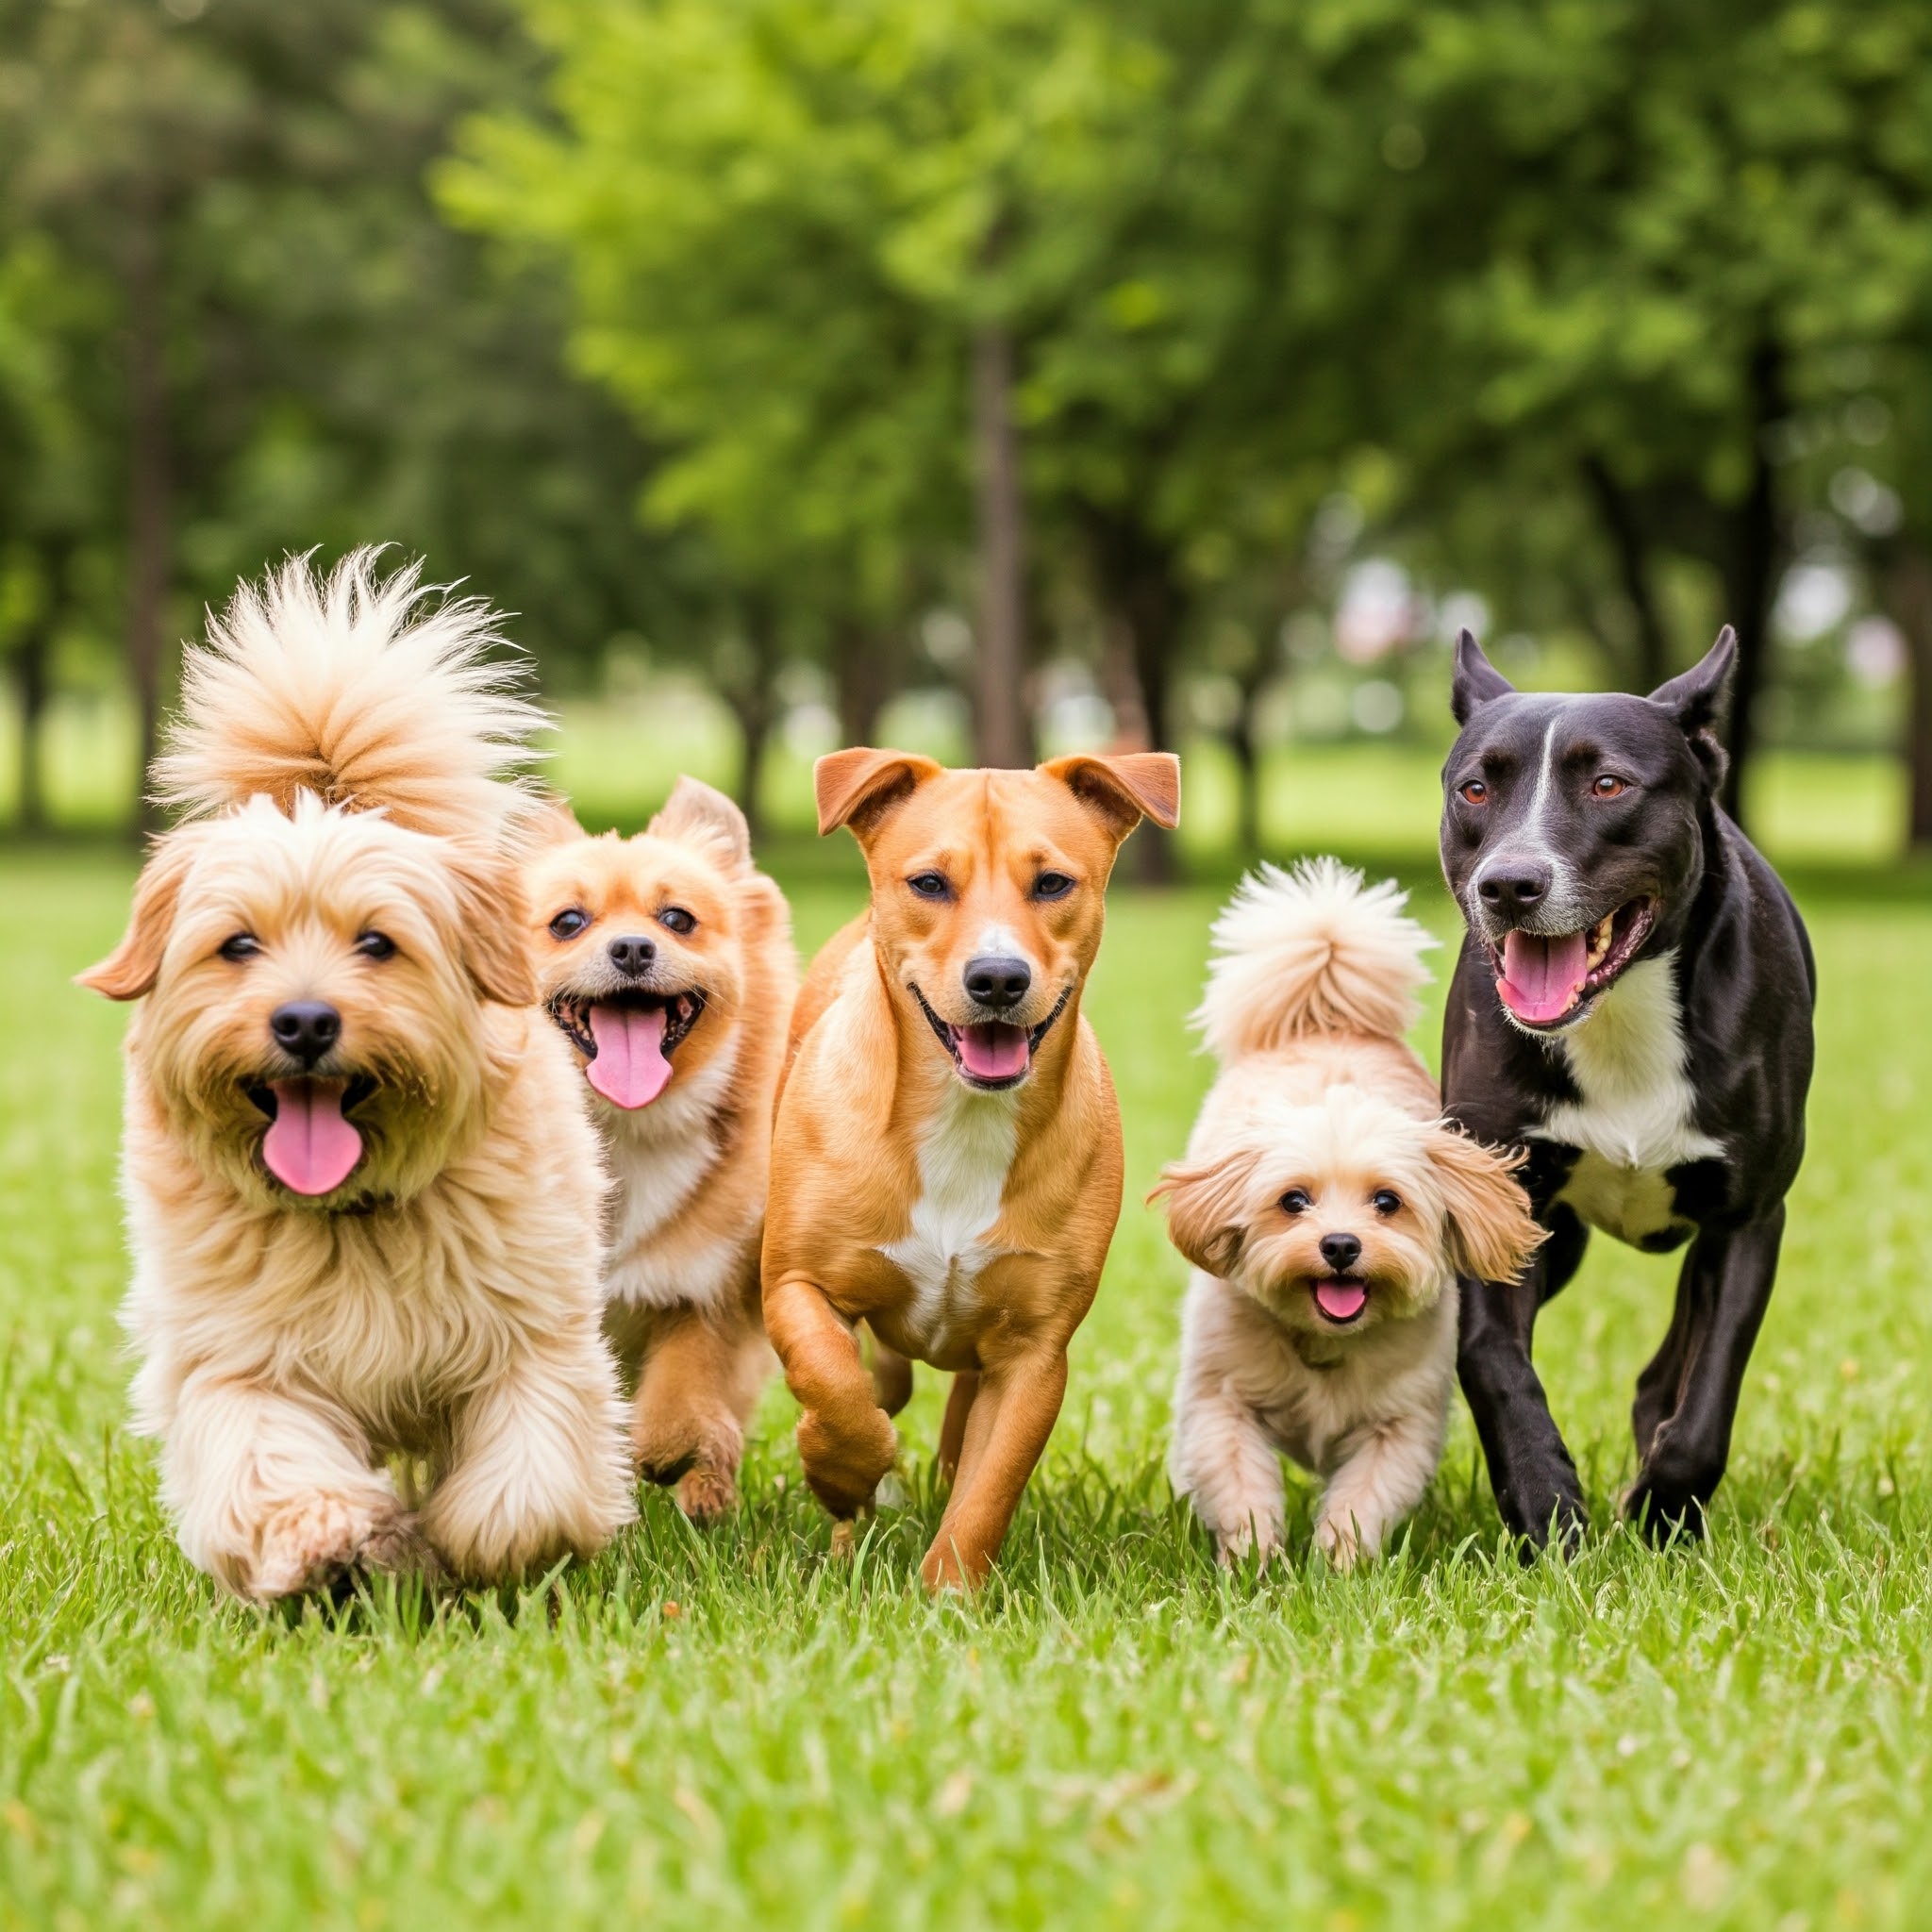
[1193,857,1435,1060]
[153,548,543,841]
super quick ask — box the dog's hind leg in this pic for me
[1623,1207,1785,1543]
[937,1372,979,1487]
[866,1328,916,1418]
[631,1304,769,1524]
[765,1274,898,1520]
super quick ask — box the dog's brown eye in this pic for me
[658,907,696,936]
[907,873,950,901]
[1459,779,1489,806]
[355,932,396,961]
[1280,1189,1311,1216]
[219,933,260,963]
[1033,871,1075,901]
[1372,1190,1402,1216]
[549,908,589,941]
[1592,774,1628,799]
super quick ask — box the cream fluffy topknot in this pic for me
[1192,856,1436,1060]
[153,546,544,842]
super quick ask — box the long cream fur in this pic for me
[1158,860,1541,1568]
[84,551,633,1601]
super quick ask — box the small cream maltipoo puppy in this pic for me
[80,551,634,1601]
[1154,859,1541,1567]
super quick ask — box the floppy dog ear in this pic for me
[651,774,752,874]
[449,852,538,1007]
[1430,1127,1544,1285]
[1649,625,1735,795]
[814,747,944,841]
[77,835,198,1001]
[1148,1149,1257,1278]
[1451,629,1515,725]
[1042,752,1182,844]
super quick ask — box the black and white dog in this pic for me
[1440,626,1815,1548]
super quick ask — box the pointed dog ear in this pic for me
[77,835,199,1001]
[813,747,944,841]
[1430,1127,1544,1285]
[1041,751,1181,844]
[651,774,752,874]
[1649,625,1736,794]
[1451,629,1515,725]
[1148,1148,1257,1278]
[449,850,538,1007]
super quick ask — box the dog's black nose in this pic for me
[608,934,657,977]
[1319,1232,1362,1272]
[963,955,1031,1011]
[270,1000,341,1068]
[1476,859,1553,915]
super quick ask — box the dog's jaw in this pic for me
[545,987,707,1110]
[1484,896,1658,1035]
[908,982,1073,1092]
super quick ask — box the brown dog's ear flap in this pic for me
[77,836,197,1001]
[651,774,753,874]
[1649,625,1736,794]
[813,747,943,841]
[1451,628,1515,725]
[1431,1127,1545,1285]
[1042,751,1182,844]
[1148,1149,1257,1278]
[449,851,538,1006]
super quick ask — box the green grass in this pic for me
[4,841,1932,1931]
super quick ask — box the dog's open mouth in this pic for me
[547,989,706,1110]
[1488,898,1657,1028]
[910,983,1071,1091]
[1312,1275,1369,1324]
[245,1074,375,1197]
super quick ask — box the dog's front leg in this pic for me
[765,1274,898,1519]
[1457,1252,1588,1551]
[1624,1206,1785,1543]
[1169,1383,1285,1566]
[424,1341,634,1584]
[920,1345,1067,1592]
[161,1371,413,1602]
[630,1307,770,1524]
[1315,1407,1446,1570]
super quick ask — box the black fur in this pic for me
[1440,629,1815,1549]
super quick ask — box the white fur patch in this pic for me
[1533,953,1724,1245]
[878,1080,1019,1348]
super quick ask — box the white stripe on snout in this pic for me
[974,924,1024,960]
[1523,720,1561,843]
[1474,716,1589,932]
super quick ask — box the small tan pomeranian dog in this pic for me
[525,779,793,1521]
[80,550,634,1601]
[1154,859,1541,1567]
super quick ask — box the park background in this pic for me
[4,3,1932,1928]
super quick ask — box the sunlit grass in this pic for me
[3,837,1930,1928]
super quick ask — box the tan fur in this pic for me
[81,552,634,1601]
[525,776,795,1520]
[1154,862,1541,1568]
[763,747,1180,1591]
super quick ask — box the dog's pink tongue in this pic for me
[1499,930,1591,1024]
[958,1022,1029,1081]
[587,1003,673,1109]
[1316,1279,1368,1322]
[262,1080,362,1196]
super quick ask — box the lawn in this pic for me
[3,836,1931,1931]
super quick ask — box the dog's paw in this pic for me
[675,1465,739,1524]
[796,1406,898,1519]
[1314,1512,1379,1573]
[1620,1474,1708,1547]
[357,1512,449,1587]
[1214,1527,1282,1572]
[248,1493,390,1602]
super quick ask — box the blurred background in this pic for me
[2,0,1929,879]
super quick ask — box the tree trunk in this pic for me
[1581,453,1672,691]
[1718,340,1787,830]
[125,208,172,835]
[1226,662,1271,858]
[971,323,1031,769]
[833,621,898,749]
[1890,544,1932,852]
[722,604,781,844]
[14,619,54,836]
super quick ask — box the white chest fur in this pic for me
[1531,955,1724,1247]
[879,1082,1019,1341]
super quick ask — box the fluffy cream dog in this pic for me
[525,779,794,1522]
[80,551,634,1602]
[1154,859,1541,1567]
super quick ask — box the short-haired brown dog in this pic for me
[762,747,1180,1591]
[526,778,794,1523]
